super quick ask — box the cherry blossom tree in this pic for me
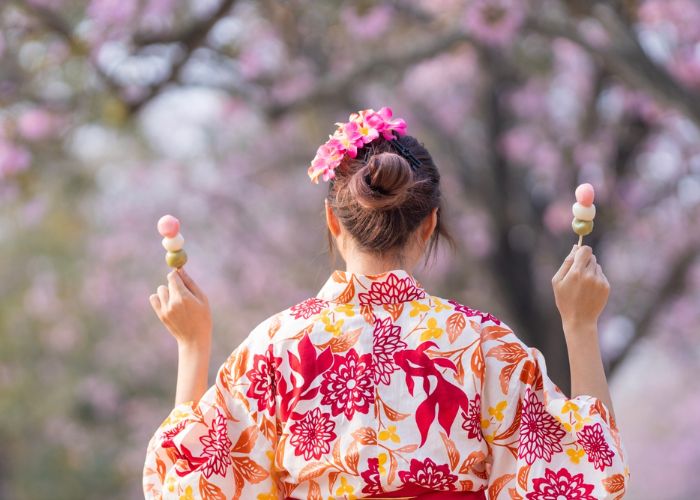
[1,0,699,497]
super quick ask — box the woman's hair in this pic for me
[326,134,456,268]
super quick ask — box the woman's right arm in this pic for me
[479,244,629,498]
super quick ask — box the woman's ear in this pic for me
[420,207,438,242]
[325,198,341,237]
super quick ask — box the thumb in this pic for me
[552,244,578,283]
[177,267,204,300]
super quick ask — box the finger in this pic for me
[571,244,592,273]
[149,293,161,313]
[597,263,609,285]
[167,269,190,301]
[177,267,204,301]
[157,284,169,308]
[585,253,597,273]
[552,245,578,283]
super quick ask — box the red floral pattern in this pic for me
[357,271,426,305]
[398,457,458,491]
[577,422,616,471]
[199,410,233,478]
[320,348,374,419]
[289,407,337,460]
[372,316,407,384]
[290,297,329,319]
[360,457,384,495]
[245,344,282,416]
[526,467,596,500]
[144,269,629,499]
[518,387,567,464]
[447,299,502,324]
[461,393,483,442]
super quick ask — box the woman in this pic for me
[143,107,629,499]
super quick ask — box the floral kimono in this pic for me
[143,269,630,499]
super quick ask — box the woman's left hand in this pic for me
[149,267,212,347]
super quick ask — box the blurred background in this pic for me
[1,0,699,498]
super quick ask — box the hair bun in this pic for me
[348,152,413,210]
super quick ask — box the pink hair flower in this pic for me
[307,106,410,184]
[367,106,407,140]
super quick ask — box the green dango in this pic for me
[165,249,188,268]
[572,218,594,236]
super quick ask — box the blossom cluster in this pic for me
[307,106,408,184]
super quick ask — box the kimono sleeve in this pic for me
[478,317,630,499]
[142,327,281,500]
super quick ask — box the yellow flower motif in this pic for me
[179,486,194,500]
[488,401,507,421]
[432,297,450,312]
[378,425,400,443]
[334,303,355,317]
[166,476,176,493]
[335,476,356,500]
[562,401,580,413]
[321,310,344,336]
[409,300,430,317]
[419,317,443,341]
[481,418,491,429]
[563,422,573,432]
[258,488,278,500]
[567,448,585,464]
[378,453,388,475]
[484,433,496,443]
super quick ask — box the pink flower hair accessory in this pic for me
[307,107,419,184]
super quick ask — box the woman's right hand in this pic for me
[551,244,610,329]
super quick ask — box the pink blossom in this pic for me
[463,0,525,46]
[0,141,31,178]
[17,108,60,141]
[87,0,137,35]
[543,199,573,234]
[343,5,394,39]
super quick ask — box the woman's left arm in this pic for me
[144,269,282,500]
[175,339,212,406]
[149,267,214,406]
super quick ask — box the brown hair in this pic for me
[325,133,456,269]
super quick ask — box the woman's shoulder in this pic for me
[239,296,330,345]
[424,292,506,328]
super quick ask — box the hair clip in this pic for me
[389,133,421,170]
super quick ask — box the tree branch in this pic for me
[528,7,700,127]
[608,246,698,375]
[260,29,474,119]
[132,0,239,46]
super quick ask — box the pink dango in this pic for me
[157,214,180,238]
[157,214,188,268]
[571,183,596,244]
[575,183,595,206]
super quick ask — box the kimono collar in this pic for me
[316,269,427,306]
